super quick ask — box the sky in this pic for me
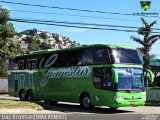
[1,0,160,55]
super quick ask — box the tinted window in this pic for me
[13,56,37,70]
[13,57,26,70]
[8,59,14,70]
[110,48,142,64]
[55,50,83,67]
[26,57,38,69]
[93,47,110,64]
[80,49,93,65]
[38,50,83,68]
[12,46,111,70]
[93,67,113,90]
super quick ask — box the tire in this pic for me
[19,90,25,101]
[157,82,160,87]
[26,90,33,101]
[49,101,58,105]
[80,94,92,109]
[109,107,118,111]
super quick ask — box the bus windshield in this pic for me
[111,48,142,64]
[116,68,144,91]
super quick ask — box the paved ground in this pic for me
[0,94,160,120]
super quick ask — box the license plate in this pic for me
[130,101,136,105]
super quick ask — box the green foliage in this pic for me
[0,23,15,39]
[39,32,47,39]
[0,8,19,77]
[131,18,160,86]
[40,42,52,50]
[0,100,43,111]
[0,8,10,24]
[28,39,40,51]
[18,28,37,36]
[26,36,33,43]
[131,18,160,69]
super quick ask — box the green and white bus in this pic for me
[8,44,154,110]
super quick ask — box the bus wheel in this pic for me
[26,90,33,101]
[49,101,58,105]
[19,90,25,101]
[80,94,92,109]
[109,107,118,111]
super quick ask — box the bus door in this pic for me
[92,67,113,105]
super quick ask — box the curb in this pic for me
[145,102,160,106]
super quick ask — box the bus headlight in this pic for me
[114,96,124,100]
[141,95,146,99]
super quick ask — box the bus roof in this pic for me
[16,44,136,57]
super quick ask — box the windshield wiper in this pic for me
[132,86,145,91]
[118,89,132,93]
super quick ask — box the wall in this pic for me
[0,78,8,94]
[146,88,160,102]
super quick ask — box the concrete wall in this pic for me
[0,78,8,94]
[146,88,160,102]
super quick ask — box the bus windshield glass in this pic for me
[116,68,144,91]
[111,48,142,64]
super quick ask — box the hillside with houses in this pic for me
[11,28,80,53]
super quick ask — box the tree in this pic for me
[131,18,160,85]
[39,32,47,39]
[40,42,52,50]
[28,39,40,51]
[0,8,19,77]
[18,28,37,36]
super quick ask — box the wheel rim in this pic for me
[110,107,118,110]
[83,96,91,108]
[27,91,33,101]
[20,93,25,100]
[28,94,32,101]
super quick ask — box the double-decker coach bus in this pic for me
[8,44,154,110]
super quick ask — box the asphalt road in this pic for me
[43,102,160,120]
[0,94,160,120]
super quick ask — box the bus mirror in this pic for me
[112,68,118,83]
[146,69,154,83]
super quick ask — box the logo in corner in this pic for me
[140,1,151,11]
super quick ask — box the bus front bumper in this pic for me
[111,99,146,107]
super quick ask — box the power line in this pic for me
[2,0,160,18]
[10,9,140,22]
[11,17,160,31]
[0,1,133,16]
[9,18,138,32]
[12,17,139,29]
[2,0,160,19]
[9,18,160,33]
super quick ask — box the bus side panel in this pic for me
[7,72,16,97]
[8,70,37,98]
[88,77,113,106]
[33,69,90,103]
[34,69,66,102]
[8,71,18,97]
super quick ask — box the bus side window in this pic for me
[26,56,37,69]
[61,50,83,66]
[13,59,18,70]
[81,49,93,65]
[9,59,14,70]
[93,67,112,90]
[17,60,25,70]
[93,47,110,64]
[14,63,18,70]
